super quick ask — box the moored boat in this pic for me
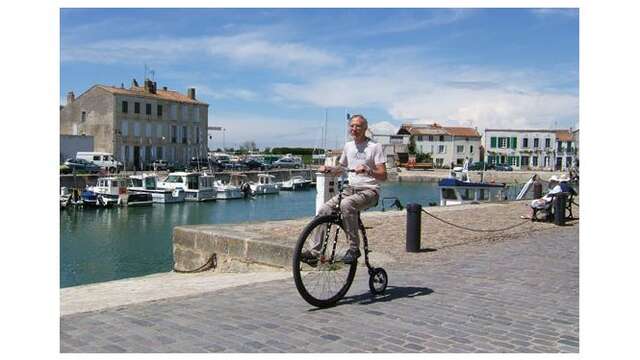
[280,175,311,191]
[157,172,217,201]
[127,173,185,203]
[250,174,280,195]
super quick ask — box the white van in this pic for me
[76,152,123,172]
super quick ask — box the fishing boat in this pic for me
[60,187,82,209]
[214,179,243,199]
[280,175,311,191]
[250,174,280,195]
[437,162,506,206]
[157,172,217,201]
[82,177,127,207]
[127,173,186,204]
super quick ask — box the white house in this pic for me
[397,123,481,168]
[484,129,577,171]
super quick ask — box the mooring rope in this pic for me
[173,253,217,273]
[421,209,531,233]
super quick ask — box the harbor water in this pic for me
[61,182,445,288]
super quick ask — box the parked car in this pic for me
[150,160,168,171]
[243,159,269,171]
[272,157,302,169]
[63,158,102,174]
[187,157,223,172]
[468,161,492,171]
[494,164,513,171]
[76,151,122,172]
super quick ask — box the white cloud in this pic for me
[61,33,343,69]
[273,62,578,133]
[207,113,329,149]
[193,84,258,101]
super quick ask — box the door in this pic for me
[133,146,141,170]
[555,157,563,170]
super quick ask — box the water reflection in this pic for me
[60,182,471,288]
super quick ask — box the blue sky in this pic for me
[60,8,578,150]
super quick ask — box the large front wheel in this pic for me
[292,215,357,308]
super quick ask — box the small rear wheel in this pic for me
[293,215,357,308]
[369,267,388,295]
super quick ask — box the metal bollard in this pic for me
[406,203,422,252]
[554,192,567,226]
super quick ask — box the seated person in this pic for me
[527,175,563,219]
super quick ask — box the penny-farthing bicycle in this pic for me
[292,169,388,308]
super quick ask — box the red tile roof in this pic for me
[399,123,480,138]
[97,85,208,105]
[555,130,573,142]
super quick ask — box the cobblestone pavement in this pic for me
[61,226,578,353]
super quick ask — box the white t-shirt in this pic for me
[339,138,385,189]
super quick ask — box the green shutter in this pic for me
[511,137,517,149]
[490,137,497,148]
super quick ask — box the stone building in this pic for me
[397,123,481,168]
[484,129,577,171]
[365,124,409,169]
[60,79,209,170]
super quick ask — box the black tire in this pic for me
[292,215,357,308]
[369,268,388,295]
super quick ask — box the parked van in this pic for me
[76,152,123,172]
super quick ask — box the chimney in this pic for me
[66,91,75,104]
[162,86,168,91]
[187,88,196,100]
[131,78,139,88]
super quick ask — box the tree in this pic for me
[408,136,416,154]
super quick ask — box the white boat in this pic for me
[83,177,153,207]
[60,187,82,208]
[229,173,254,198]
[437,169,506,206]
[127,173,186,203]
[250,174,280,195]
[214,180,243,200]
[280,175,311,191]
[157,172,217,202]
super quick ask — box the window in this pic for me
[490,136,497,148]
[436,158,444,167]
[182,105,189,121]
[182,126,187,144]
[134,102,140,114]
[439,135,444,142]
[146,103,152,115]
[157,146,163,160]
[170,104,177,119]
[521,156,529,167]
[196,127,200,144]
[157,124,163,138]
[470,145,474,153]
[545,138,551,148]
[522,138,529,148]
[557,141,563,151]
[121,120,128,136]
[122,101,128,113]
[532,156,538,166]
[171,125,177,143]
[93,155,100,161]
[81,111,86,122]
[498,137,508,148]
[145,123,152,137]
[194,107,200,123]
[567,141,573,152]
[157,104,163,117]
[438,145,446,154]
[456,145,464,153]
[428,135,433,141]
[533,138,539,148]
[133,122,140,136]
[417,135,423,141]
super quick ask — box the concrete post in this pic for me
[315,173,336,215]
[406,203,422,252]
